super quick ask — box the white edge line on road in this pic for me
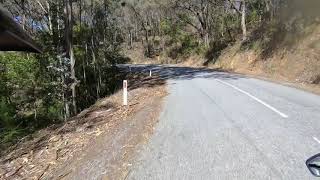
[216,79,289,118]
[313,137,320,144]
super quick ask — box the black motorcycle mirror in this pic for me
[0,5,42,53]
[306,154,320,177]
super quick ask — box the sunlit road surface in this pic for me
[119,64,320,180]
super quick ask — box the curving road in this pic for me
[121,65,320,180]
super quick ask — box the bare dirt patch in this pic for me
[0,73,167,180]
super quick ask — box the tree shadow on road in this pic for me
[122,65,247,91]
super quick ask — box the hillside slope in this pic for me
[212,24,320,86]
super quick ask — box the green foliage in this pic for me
[0,0,132,153]
[0,51,66,148]
[160,17,207,59]
[160,19,172,34]
[180,35,199,55]
[0,97,27,148]
[0,53,37,90]
[0,128,27,145]
[161,18,187,44]
[168,33,205,59]
[0,97,15,129]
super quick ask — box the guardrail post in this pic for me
[123,80,128,106]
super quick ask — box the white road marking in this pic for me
[216,79,289,118]
[313,137,320,144]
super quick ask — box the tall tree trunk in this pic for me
[204,31,209,48]
[21,0,26,30]
[46,1,53,33]
[79,0,82,28]
[264,0,274,20]
[145,28,150,57]
[241,0,247,41]
[65,0,77,115]
[129,30,133,49]
[90,37,100,99]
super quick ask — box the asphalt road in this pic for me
[120,65,320,180]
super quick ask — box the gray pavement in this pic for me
[123,65,320,180]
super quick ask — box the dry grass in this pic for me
[205,25,320,94]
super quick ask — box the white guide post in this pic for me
[123,80,128,106]
[149,70,152,77]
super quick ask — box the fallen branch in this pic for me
[37,164,50,180]
[5,165,23,178]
